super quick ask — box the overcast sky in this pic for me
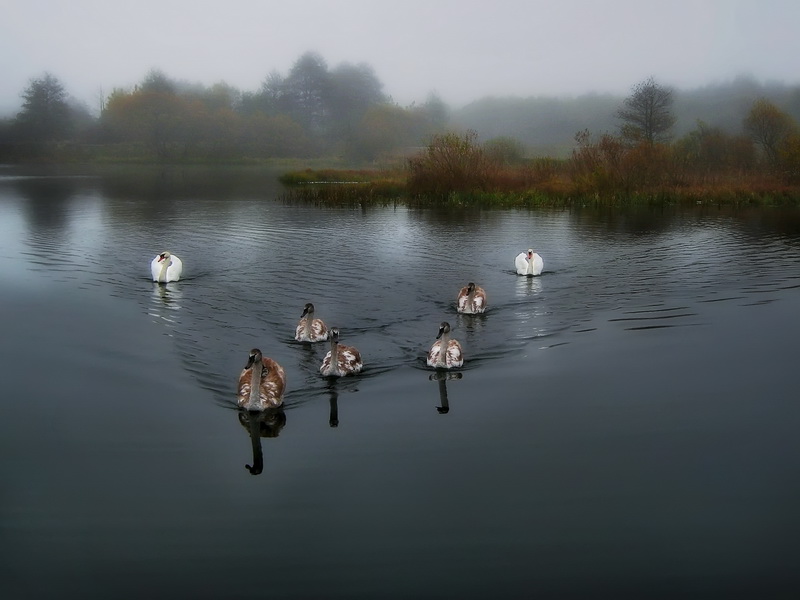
[1,0,798,116]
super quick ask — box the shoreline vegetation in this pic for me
[278,131,800,208]
[3,66,799,207]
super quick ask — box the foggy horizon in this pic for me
[1,0,799,117]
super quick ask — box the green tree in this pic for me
[778,132,800,182]
[283,52,330,134]
[140,69,176,94]
[327,62,385,140]
[617,77,675,144]
[743,98,797,164]
[351,103,417,159]
[15,73,72,141]
[674,120,755,173]
[243,71,286,115]
[102,83,188,159]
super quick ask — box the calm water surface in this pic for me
[1,166,799,598]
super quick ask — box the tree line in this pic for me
[0,52,449,162]
[1,51,799,189]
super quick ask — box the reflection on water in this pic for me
[327,380,339,427]
[149,282,182,328]
[430,370,463,414]
[238,408,287,475]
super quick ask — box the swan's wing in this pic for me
[320,351,333,374]
[446,340,464,367]
[294,320,306,341]
[473,289,487,311]
[150,256,161,280]
[457,290,469,312]
[339,346,363,374]
[532,253,544,275]
[311,319,328,341]
[514,252,527,275]
[262,358,286,399]
[427,341,442,366]
[237,369,252,405]
[167,256,183,281]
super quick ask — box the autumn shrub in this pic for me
[483,136,526,165]
[569,130,626,194]
[778,132,800,183]
[406,130,500,197]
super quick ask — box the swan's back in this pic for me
[427,339,463,368]
[320,328,363,376]
[426,322,463,368]
[238,354,286,409]
[295,303,329,342]
[457,283,487,314]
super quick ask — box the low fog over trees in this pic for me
[0,52,449,162]
[1,53,799,179]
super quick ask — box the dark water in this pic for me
[1,166,799,599]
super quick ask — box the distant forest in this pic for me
[1,50,800,165]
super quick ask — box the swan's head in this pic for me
[157,251,172,263]
[329,328,340,342]
[436,321,451,339]
[526,249,534,258]
[466,282,476,293]
[245,348,263,369]
[301,302,315,317]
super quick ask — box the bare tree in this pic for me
[617,77,676,144]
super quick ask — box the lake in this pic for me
[1,165,799,599]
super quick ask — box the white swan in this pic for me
[427,321,464,369]
[294,302,329,342]
[237,348,287,410]
[151,251,183,282]
[457,282,487,314]
[515,249,543,276]
[320,328,363,377]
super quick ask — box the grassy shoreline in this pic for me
[279,168,800,208]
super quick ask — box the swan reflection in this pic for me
[456,310,487,335]
[238,408,287,475]
[148,282,182,327]
[324,378,360,427]
[515,273,543,297]
[429,371,463,414]
[328,385,339,427]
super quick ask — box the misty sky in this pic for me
[1,0,798,116]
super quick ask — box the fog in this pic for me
[1,0,798,116]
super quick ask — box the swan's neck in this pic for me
[158,258,170,282]
[303,315,314,336]
[437,334,450,366]
[527,257,534,274]
[329,338,340,372]
[247,360,263,409]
